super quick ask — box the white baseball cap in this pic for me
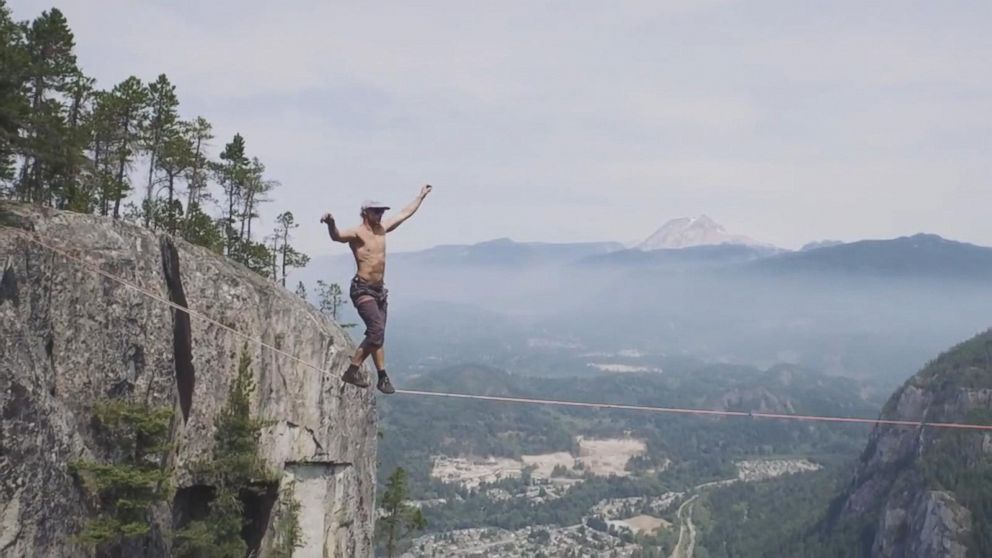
[361,200,390,211]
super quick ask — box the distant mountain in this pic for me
[306,232,992,281]
[815,329,992,557]
[801,240,844,251]
[577,243,781,268]
[751,233,992,279]
[397,237,624,266]
[301,238,624,277]
[637,215,767,250]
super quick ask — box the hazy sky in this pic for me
[11,0,992,254]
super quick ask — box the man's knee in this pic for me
[365,328,385,348]
[361,318,385,347]
[355,296,386,347]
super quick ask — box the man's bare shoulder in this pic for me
[357,224,387,238]
[343,225,367,240]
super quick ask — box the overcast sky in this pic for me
[11,0,992,254]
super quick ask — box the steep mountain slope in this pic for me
[620,331,992,558]
[823,329,992,557]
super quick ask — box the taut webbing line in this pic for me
[395,389,992,430]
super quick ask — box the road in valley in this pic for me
[669,477,738,558]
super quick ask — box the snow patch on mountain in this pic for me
[637,215,767,250]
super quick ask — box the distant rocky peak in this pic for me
[637,215,764,250]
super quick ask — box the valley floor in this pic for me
[399,458,820,557]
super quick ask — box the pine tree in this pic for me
[53,72,94,211]
[267,231,279,280]
[70,401,173,555]
[174,349,274,558]
[142,73,178,227]
[239,239,275,278]
[104,76,148,218]
[379,467,426,558]
[315,280,347,321]
[86,89,119,216]
[214,133,248,255]
[212,351,266,480]
[274,211,309,287]
[17,8,79,204]
[0,0,28,188]
[155,120,195,234]
[178,116,220,250]
[179,199,224,252]
[182,116,212,209]
[241,156,275,243]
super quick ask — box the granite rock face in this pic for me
[0,203,377,557]
[831,330,992,557]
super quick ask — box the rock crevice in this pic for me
[159,236,194,421]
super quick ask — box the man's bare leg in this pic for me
[371,345,395,394]
[351,342,373,367]
[342,341,374,388]
[371,346,385,370]
[342,295,379,388]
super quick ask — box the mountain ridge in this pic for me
[750,233,992,279]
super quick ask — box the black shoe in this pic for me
[342,365,369,388]
[377,374,396,394]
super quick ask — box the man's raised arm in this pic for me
[384,184,432,232]
[321,213,357,243]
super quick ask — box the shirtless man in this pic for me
[320,184,432,394]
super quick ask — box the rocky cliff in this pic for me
[826,329,992,557]
[0,203,377,557]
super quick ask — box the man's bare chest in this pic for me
[354,232,386,256]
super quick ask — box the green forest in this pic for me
[379,362,880,490]
[375,360,883,551]
[692,466,852,557]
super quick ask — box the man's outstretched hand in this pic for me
[420,184,433,198]
[320,212,334,224]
